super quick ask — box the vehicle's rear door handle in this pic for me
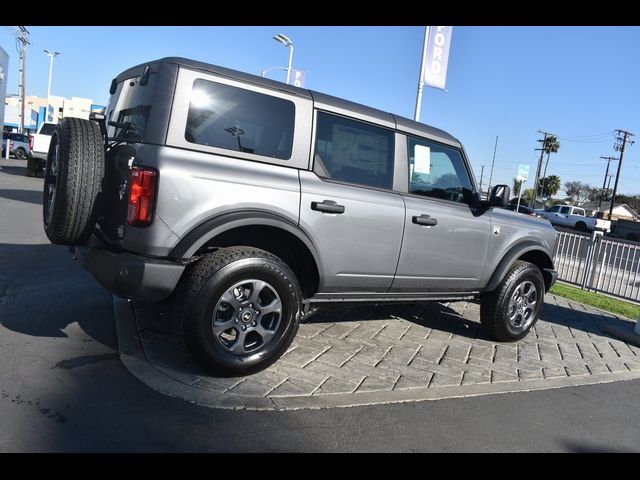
[412,214,438,226]
[311,200,345,214]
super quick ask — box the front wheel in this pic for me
[178,247,302,376]
[480,260,545,341]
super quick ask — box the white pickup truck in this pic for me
[542,205,611,232]
[27,122,57,176]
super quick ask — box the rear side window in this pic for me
[39,124,57,135]
[185,79,295,160]
[560,206,571,214]
[313,111,394,190]
[9,133,27,142]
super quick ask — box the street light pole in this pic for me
[286,43,294,84]
[44,49,60,122]
[273,34,294,84]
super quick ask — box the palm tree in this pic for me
[540,135,560,206]
[539,175,561,201]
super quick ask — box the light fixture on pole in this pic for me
[44,49,61,122]
[272,34,294,84]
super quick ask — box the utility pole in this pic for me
[605,174,614,199]
[478,165,485,195]
[609,129,635,219]
[487,136,498,198]
[598,156,618,211]
[531,130,550,208]
[16,26,30,134]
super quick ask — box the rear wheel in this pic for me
[43,117,104,245]
[178,247,302,376]
[575,221,588,232]
[14,148,26,159]
[480,260,544,341]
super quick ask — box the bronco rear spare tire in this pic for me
[43,118,104,245]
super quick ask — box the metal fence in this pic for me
[553,230,640,302]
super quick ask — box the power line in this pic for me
[556,131,615,140]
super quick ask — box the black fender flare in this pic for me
[169,210,323,277]
[485,241,554,292]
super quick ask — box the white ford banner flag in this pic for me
[424,26,453,90]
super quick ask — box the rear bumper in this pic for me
[544,268,558,291]
[73,237,185,303]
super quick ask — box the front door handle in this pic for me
[412,214,438,226]
[311,200,345,214]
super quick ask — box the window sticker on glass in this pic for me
[414,144,431,175]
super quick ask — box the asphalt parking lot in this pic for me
[1,157,640,452]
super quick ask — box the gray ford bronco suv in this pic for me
[42,57,558,376]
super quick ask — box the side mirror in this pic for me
[490,184,511,207]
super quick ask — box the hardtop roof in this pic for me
[115,56,461,147]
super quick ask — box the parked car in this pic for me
[541,205,611,232]
[41,57,558,376]
[1,132,31,159]
[27,122,57,176]
[505,204,544,217]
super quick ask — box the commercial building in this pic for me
[3,94,104,133]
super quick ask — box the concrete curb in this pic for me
[113,297,640,411]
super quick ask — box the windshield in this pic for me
[107,73,157,142]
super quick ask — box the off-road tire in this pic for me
[575,221,588,232]
[177,246,302,376]
[43,117,104,245]
[480,260,545,341]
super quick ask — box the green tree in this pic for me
[512,177,523,196]
[564,181,597,205]
[523,188,535,205]
[538,175,561,200]
[564,181,583,202]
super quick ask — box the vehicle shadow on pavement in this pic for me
[539,301,637,340]
[0,243,116,349]
[0,189,43,206]
[0,165,29,177]
[307,299,637,343]
[308,302,497,341]
[561,440,636,453]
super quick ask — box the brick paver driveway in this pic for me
[115,293,640,410]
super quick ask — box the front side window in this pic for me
[185,79,295,160]
[313,111,394,190]
[407,136,473,204]
[547,206,560,213]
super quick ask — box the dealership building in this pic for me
[3,95,105,133]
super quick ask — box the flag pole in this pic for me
[414,26,430,122]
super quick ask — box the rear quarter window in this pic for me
[184,79,295,160]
